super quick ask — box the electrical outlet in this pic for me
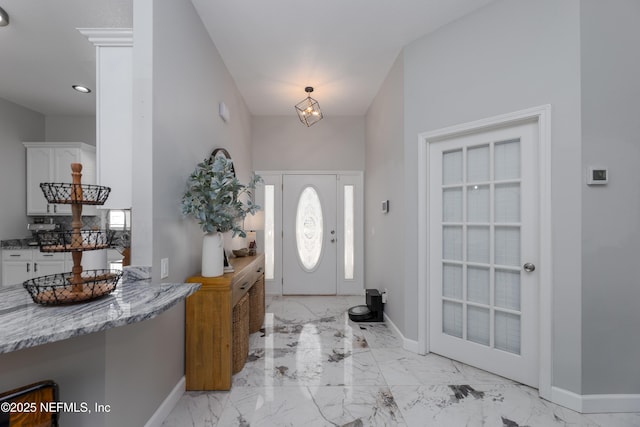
[382,288,388,304]
[161,258,169,279]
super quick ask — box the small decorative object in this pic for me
[243,211,264,255]
[248,241,256,256]
[24,163,122,305]
[181,152,261,277]
[232,248,250,257]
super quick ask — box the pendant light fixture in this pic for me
[295,86,323,127]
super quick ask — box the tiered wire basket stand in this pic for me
[23,163,123,305]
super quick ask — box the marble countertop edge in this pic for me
[0,281,201,354]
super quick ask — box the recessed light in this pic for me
[0,6,9,27]
[72,85,92,94]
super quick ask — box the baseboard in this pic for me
[551,386,640,413]
[581,393,640,413]
[144,376,185,427]
[383,312,420,354]
[550,386,583,413]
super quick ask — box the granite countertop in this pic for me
[0,277,201,354]
[1,238,39,249]
[1,239,124,251]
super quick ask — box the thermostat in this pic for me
[587,167,608,185]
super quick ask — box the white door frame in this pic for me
[256,170,364,296]
[417,105,552,400]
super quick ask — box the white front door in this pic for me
[428,121,539,387]
[282,174,337,295]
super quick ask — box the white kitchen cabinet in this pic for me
[24,142,97,216]
[26,146,53,215]
[65,250,107,272]
[33,252,66,277]
[64,253,73,273]
[2,250,34,287]
[2,250,67,287]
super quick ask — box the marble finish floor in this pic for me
[162,296,640,426]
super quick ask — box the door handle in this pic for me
[523,263,536,273]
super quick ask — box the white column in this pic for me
[78,28,133,210]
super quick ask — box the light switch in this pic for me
[161,258,169,279]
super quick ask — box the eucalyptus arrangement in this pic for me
[181,156,262,236]
[181,155,261,277]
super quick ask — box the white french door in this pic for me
[282,174,337,295]
[428,121,539,387]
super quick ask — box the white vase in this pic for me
[202,231,224,277]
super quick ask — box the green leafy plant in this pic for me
[181,156,262,237]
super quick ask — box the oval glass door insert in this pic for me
[296,186,323,271]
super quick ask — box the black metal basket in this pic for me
[23,269,123,305]
[36,230,114,252]
[39,183,111,205]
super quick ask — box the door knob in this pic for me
[523,262,536,272]
[330,238,336,243]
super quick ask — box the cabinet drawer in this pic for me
[232,277,254,308]
[2,250,32,261]
[33,252,65,261]
[231,265,264,307]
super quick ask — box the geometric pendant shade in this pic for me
[295,86,323,127]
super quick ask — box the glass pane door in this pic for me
[441,139,522,355]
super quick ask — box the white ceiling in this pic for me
[0,0,493,117]
[0,0,132,116]
[192,0,494,116]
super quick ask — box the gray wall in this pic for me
[0,332,107,427]
[252,116,365,171]
[104,306,184,426]
[0,306,182,427]
[45,115,96,146]
[580,0,640,395]
[0,98,44,240]
[364,54,406,332]
[400,0,583,393]
[116,0,254,423]
[150,0,254,283]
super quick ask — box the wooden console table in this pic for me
[186,254,265,390]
